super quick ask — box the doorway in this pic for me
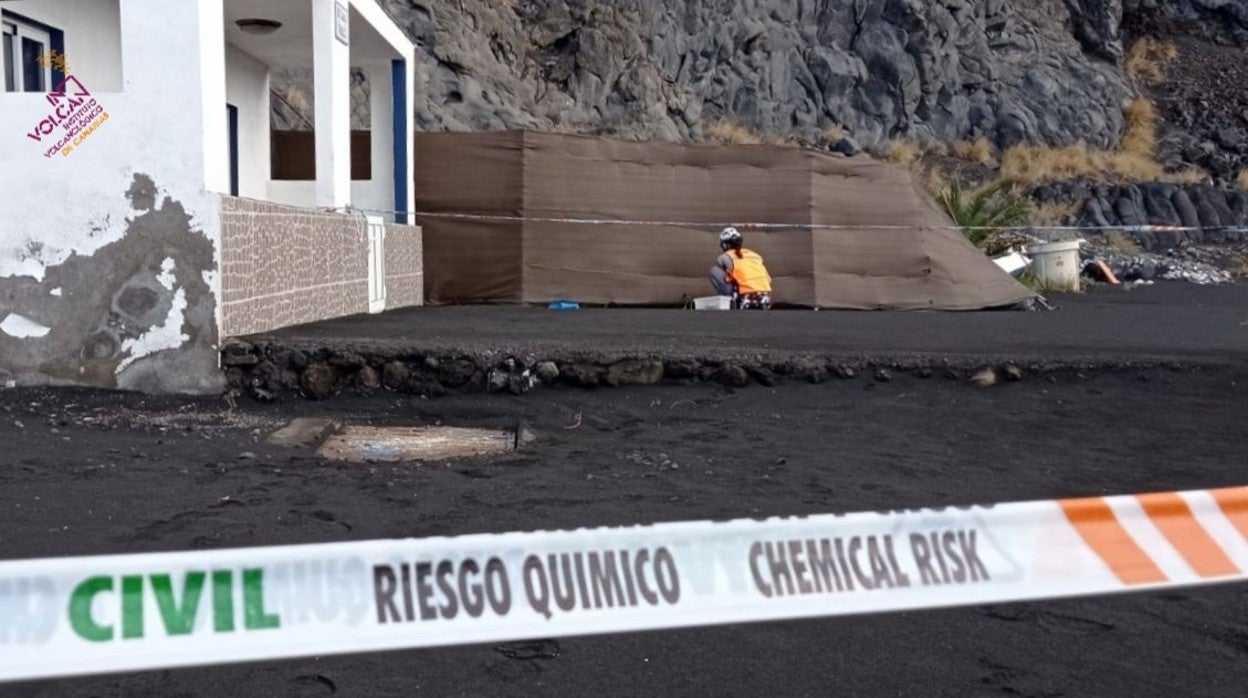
[226,104,239,197]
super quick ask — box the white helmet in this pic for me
[719,226,742,250]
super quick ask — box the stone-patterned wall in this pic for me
[221,198,370,337]
[384,223,424,309]
[221,198,424,337]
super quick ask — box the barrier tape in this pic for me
[2,486,1247,683]
[395,211,1248,235]
[225,201,1248,234]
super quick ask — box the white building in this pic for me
[0,0,424,393]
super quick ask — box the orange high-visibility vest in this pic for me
[727,248,772,293]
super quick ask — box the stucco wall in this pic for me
[269,167,394,213]
[0,0,224,393]
[270,176,396,212]
[224,44,271,200]
[2,0,123,92]
[268,180,319,208]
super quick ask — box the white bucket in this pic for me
[1028,240,1084,291]
[693,296,732,310]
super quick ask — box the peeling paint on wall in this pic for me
[0,173,222,394]
[116,287,189,373]
[0,313,52,339]
[156,258,177,290]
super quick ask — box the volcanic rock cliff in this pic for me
[366,1,1243,160]
[272,1,1248,239]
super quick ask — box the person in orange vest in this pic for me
[710,227,773,309]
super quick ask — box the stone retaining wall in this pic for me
[220,339,1199,403]
[1034,182,1248,251]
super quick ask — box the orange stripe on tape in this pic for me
[1137,492,1240,578]
[1209,487,1248,543]
[1060,498,1167,585]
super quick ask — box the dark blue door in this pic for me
[226,104,239,197]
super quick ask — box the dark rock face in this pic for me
[1124,0,1248,45]
[365,0,1134,150]
[1146,36,1248,185]
[266,0,1248,172]
[1038,181,1248,246]
[1067,0,1125,60]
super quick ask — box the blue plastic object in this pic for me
[548,300,580,311]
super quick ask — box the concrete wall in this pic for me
[224,44,270,200]
[351,178,392,214]
[220,197,422,338]
[0,0,224,393]
[2,0,123,92]
[268,180,319,208]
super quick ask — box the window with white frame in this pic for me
[2,14,54,93]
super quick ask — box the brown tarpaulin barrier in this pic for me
[413,131,1033,310]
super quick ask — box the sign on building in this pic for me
[334,1,349,46]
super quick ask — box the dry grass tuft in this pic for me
[1031,201,1082,226]
[1000,142,1105,186]
[921,167,948,201]
[1000,144,1168,185]
[951,137,997,166]
[1120,97,1157,157]
[761,132,802,147]
[1125,38,1179,85]
[823,124,846,142]
[1162,167,1209,185]
[705,121,804,148]
[705,120,762,145]
[999,98,1190,185]
[1103,230,1143,255]
[1230,255,1248,279]
[1238,169,1248,190]
[1110,151,1166,182]
[887,138,921,166]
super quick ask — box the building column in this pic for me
[363,62,393,214]
[196,0,228,195]
[312,0,350,209]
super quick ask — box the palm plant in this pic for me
[938,180,1032,249]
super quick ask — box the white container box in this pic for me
[1028,240,1084,291]
[693,296,732,310]
[992,250,1031,278]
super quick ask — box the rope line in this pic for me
[224,200,1248,234]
